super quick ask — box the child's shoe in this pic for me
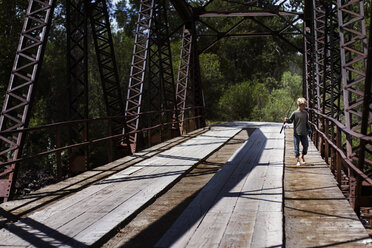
[296,161,301,166]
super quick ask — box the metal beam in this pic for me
[198,10,303,17]
[67,0,89,173]
[169,0,193,22]
[337,0,368,211]
[0,0,55,202]
[125,0,154,154]
[89,0,125,158]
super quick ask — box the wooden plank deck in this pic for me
[0,124,241,247]
[284,127,371,247]
[0,127,208,225]
[1,122,370,248]
[156,123,285,248]
[102,129,250,247]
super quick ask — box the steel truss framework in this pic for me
[0,0,124,201]
[89,0,126,159]
[125,0,155,154]
[0,0,56,201]
[66,0,89,173]
[176,27,193,134]
[146,0,178,145]
[0,0,370,220]
[306,0,371,213]
[67,0,126,170]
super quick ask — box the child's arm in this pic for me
[285,112,295,123]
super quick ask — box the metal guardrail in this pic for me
[0,107,203,201]
[308,108,372,209]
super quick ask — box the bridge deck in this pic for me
[0,122,370,247]
[284,128,371,247]
[0,124,241,247]
[156,124,284,247]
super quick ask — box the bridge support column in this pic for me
[337,0,368,212]
[0,0,56,202]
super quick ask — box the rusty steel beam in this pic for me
[312,0,325,115]
[90,0,124,120]
[169,0,193,22]
[326,0,342,122]
[304,25,314,109]
[146,0,179,144]
[67,0,89,172]
[357,3,372,212]
[124,0,154,154]
[199,33,301,37]
[0,0,55,202]
[200,17,248,54]
[175,27,193,134]
[304,0,316,120]
[250,17,302,53]
[89,0,125,158]
[337,0,368,211]
[198,10,302,17]
[190,29,205,130]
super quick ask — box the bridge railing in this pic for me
[308,108,372,212]
[0,107,203,200]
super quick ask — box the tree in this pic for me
[260,71,302,122]
[218,80,269,121]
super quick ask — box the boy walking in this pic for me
[284,97,309,166]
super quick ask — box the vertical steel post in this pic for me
[337,0,368,211]
[89,0,125,157]
[304,0,316,124]
[0,0,56,202]
[303,25,310,103]
[357,5,372,210]
[175,27,192,134]
[146,0,178,145]
[327,0,342,152]
[191,31,205,130]
[125,0,155,154]
[67,0,89,172]
[313,0,326,154]
[312,0,323,116]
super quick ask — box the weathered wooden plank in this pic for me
[72,127,241,245]
[0,128,209,221]
[29,136,209,233]
[0,132,212,246]
[156,125,277,248]
[284,127,371,247]
[0,125,241,247]
[250,211,283,247]
[187,133,268,247]
[156,123,285,248]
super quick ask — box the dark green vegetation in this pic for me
[0,0,304,125]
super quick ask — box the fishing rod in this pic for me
[280,100,295,134]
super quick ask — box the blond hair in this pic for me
[297,97,307,106]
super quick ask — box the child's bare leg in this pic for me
[296,156,301,166]
[300,154,305,164]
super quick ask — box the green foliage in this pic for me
[199,53,223,120]
[260,89,294,122]
[0,0,28,103]
[260,71,302,122]
[280,71,302,101]
[218,80,269,121]
[218,71,302,122]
